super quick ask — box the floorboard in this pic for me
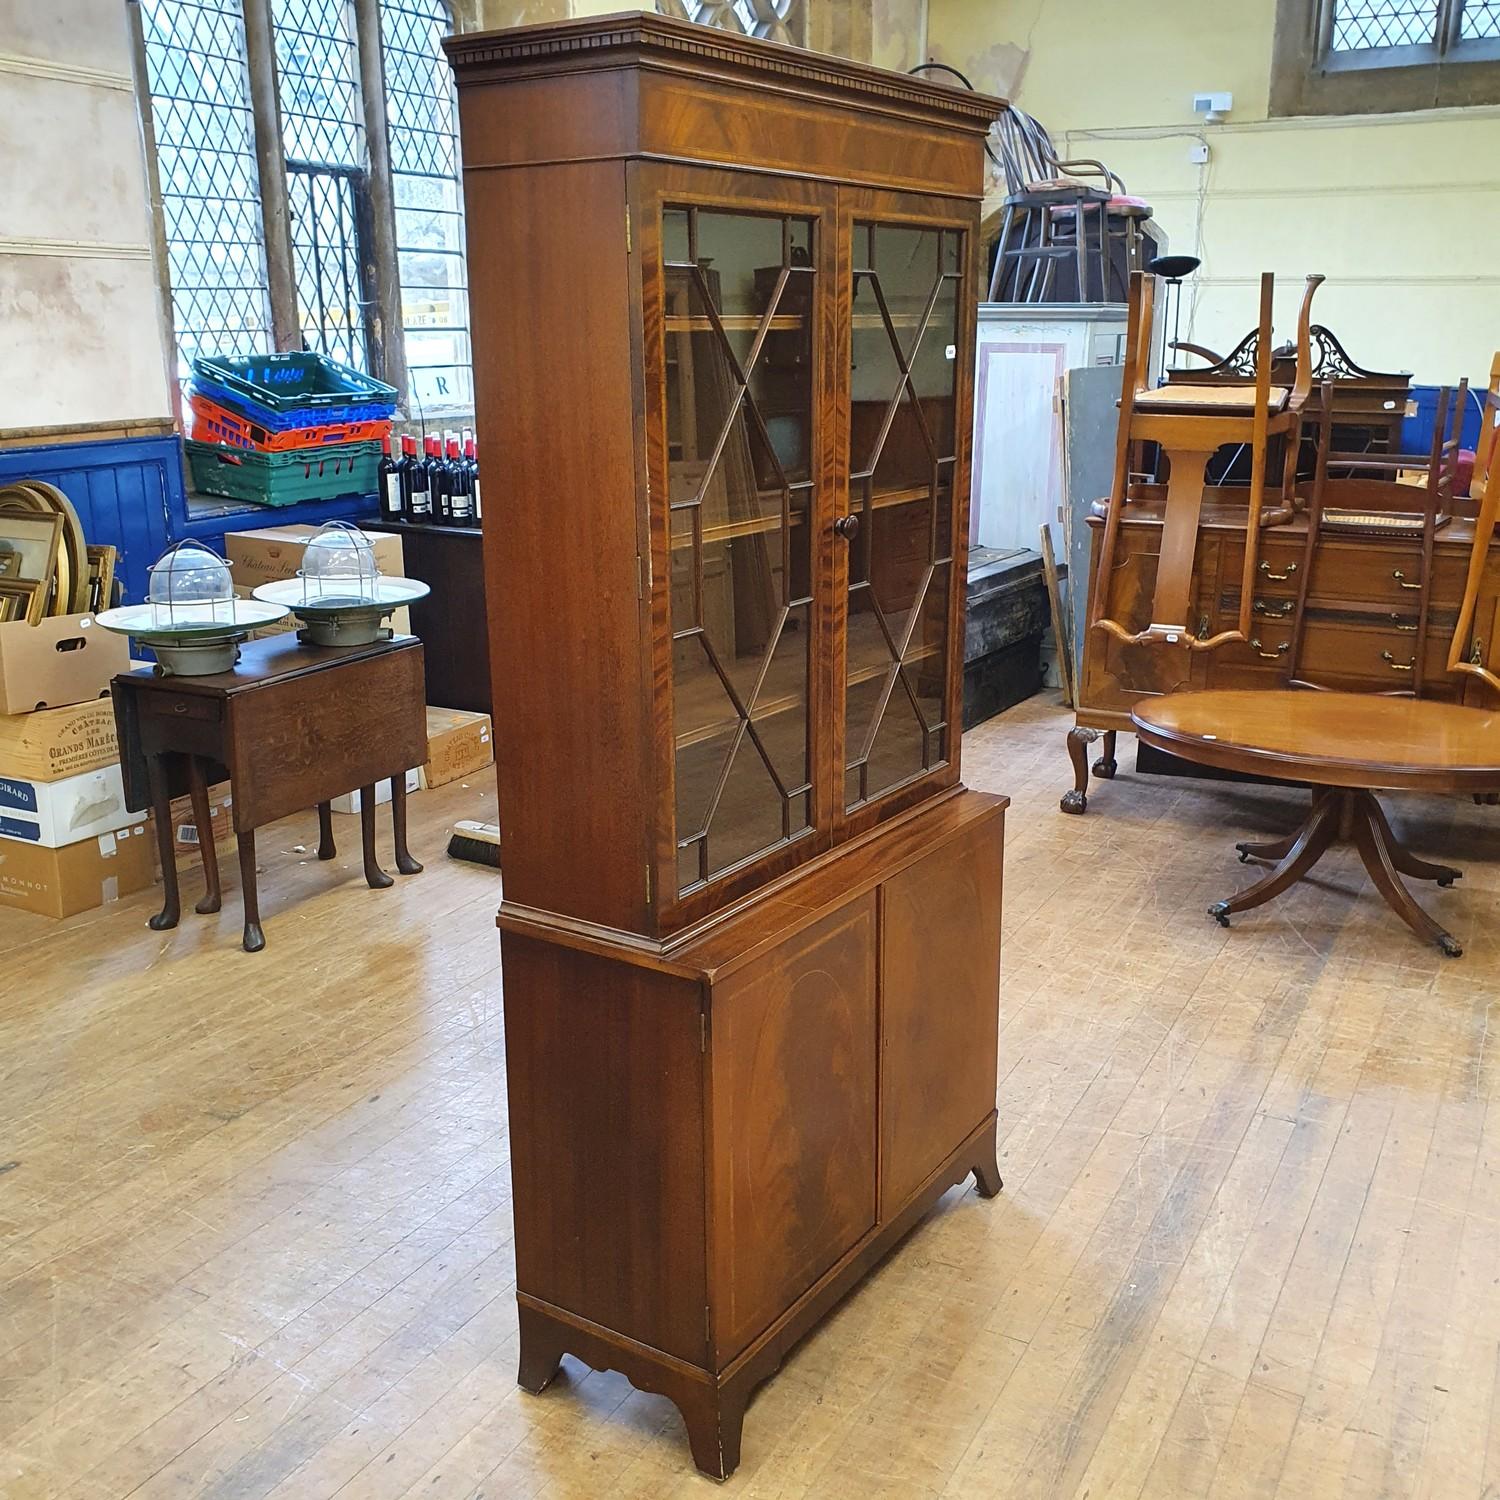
[3,695,1499,1498]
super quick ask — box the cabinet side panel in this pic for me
[878,806,1003,1217]
[462,156,652,931]
[708,893,878,1363]
[501,933,707,1364]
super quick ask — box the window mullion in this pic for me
[354,0,409,398]
[243,0,301,350]
[1439,0,1464,51]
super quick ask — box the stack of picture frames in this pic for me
[0,481,115,624]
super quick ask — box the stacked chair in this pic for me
[1089,269,1324,655]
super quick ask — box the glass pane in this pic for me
[140,0,272,373]
[1331,0,1439,50]
[667,207,816,894]
[381,0,473,408]
[845,223,961,811]
[1463,0,1500,36]
[272,0,363,167]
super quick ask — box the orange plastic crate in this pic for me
[186,390,393,452]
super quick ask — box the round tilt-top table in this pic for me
[1131,689,1500,958]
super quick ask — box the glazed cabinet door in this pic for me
[706,894,878,1362]
[835,189,975,837]
[635,165,838,929]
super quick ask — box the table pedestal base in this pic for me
[1211,788,1464,958]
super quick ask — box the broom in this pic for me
[447,819,501,868]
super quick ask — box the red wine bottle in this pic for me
[378,433,403,523]
[424,435,448,525]
[446,437,473,525]
[464,436,481,523]
[404,434,432,521]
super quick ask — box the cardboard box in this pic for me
[226,524,405,589]
[419,706,493,790]
[0,762,145,848]
[330,766,419,815]
[0,822,156,918]
[233,585,411,640]
[0,614,130,715]
[166,783,234,849]
[0,696,120,781]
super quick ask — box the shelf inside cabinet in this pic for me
[665,314,808,333]
[668,484,932,550]
[673,612,940,751]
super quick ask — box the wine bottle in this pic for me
[378,433,403,524]
[405,434,432,521]
[464,435,482,523]
[447,436,473,525]
[424,435,449,525]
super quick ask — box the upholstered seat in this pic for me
[1133,383,1291,417]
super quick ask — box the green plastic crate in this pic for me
[191,352,398,413]
[185,439,380,507]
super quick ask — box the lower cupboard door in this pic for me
[708,893,878,1363]
[879,813,1003,1216]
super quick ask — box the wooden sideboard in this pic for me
[1066,488,1500,809]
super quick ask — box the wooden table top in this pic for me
[115,632,419,698]
[1132,689,1500,793]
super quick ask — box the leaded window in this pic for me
[659,0,806,48]
[381,0,473,411]
[137,0,473,410]
[140,0,272,372]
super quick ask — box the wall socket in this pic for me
[1188,142,1211,165]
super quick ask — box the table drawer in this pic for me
[139,690,222,725]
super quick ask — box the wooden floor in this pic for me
[4,694,1500,1499]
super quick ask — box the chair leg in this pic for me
[1074,208,1089,302]
[990,206,1017,301]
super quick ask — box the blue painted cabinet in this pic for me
[0,434,380,604]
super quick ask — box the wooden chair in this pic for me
[1288,379,1465,698]
[1448,351,1500,695]
[1089,269,1324,653]
[987,109,1151,303]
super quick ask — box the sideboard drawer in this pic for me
[1299,619,1459,695]
[1304,541,1469,609]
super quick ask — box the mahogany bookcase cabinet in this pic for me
[448,14,1007,1478]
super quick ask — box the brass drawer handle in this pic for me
[1258,560,1298,581]
[1474,639,1486,666]
[1381,651,1415,672]
[1392,569,1422,591]
[1390,616,1418,633]
[1254,598,1293,618]
[1250,638,1290,659]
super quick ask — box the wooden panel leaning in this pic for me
[1449,351,1500,696]
[1090,269,1323,653]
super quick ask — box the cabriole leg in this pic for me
[1061,725,1103,814]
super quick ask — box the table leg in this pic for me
[186,756,222,915]
[1364,794,1461,887]
[360,786,393,889]
[146,753,180,932]
[237,826,265,953]
[1236,830,1299,864]
[1352,793,1462,958]
[390,775,423,876]
[1210,792,1339,927]
[317,801,336,861]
